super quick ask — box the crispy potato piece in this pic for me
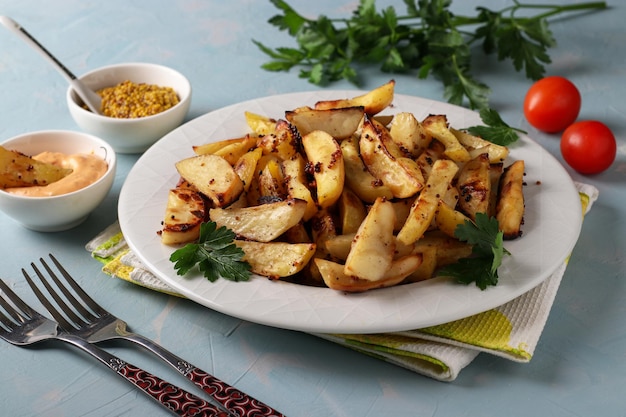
[457,153,491,220]
[338,188,367,234]
[422,115,471,162]
[405,246,438,283]
[397,159,459,245]
[340,135,394,203]
[283,222,312,244]
[496,160,525,240]
[389,112,432,158]
[302,130,345,208]
[0,146,73,189]
[435,201,471,239]
[175,154,243,207]
[286,106,365,139]
[344,197,396,281]
[415,141,445,181]
[256,154,287,199]
[314,80,395,116]
[245,111,277,135]
[256,119,299,160]
[160,188,206,245]
[360,117,424,198]
[307,209,339,284]
[390,199,413,232]
[373,114,394,126]
[488,162,504,217]
[326,234,416,262]
[324,233,355,261]
[414,231,473,268]
[451,128,509,164]
[282,154,317,221]
[234,240,316,278]
[193,136,250,156]
[194,135,257,166]
[233,147,262,192]
[317,254,422,292]
[210,198,307,242]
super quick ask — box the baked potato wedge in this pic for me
[244,111,277,135]
[435,201,471,239]
[397,159,459,245]
[194,135,257,165]
[160,188,206,245]
[302,130,345,208]
[338,187,367,234]
[360,117,424,199]
[314,80,395,116]
[340,135,394,203]
[175,154,244,207]
[234,240,316,278]
[256,119,298,160]
[389,112,432,158]
[422,115,471,162]
[451,128,509,164]
[456,153,491,220]
[210,198,307,242]
[344,197,396,281]
[282,153,317,221]
[285,106,365,139]
[317,254,422,292]
[233,147,263,192]
[0,146,73,189]
[496,160,525,240]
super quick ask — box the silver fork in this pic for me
[23,254,284,417]
[0,277,229,417]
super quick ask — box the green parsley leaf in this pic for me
[438,213,510,290]
[170,222,251,283]
[467,108,527,146]
[254,1,606,109]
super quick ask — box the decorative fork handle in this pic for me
[59,333,230,417]
[123,332,284,417]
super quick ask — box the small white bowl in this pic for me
[0,130,116,232]
[67,62,192,154]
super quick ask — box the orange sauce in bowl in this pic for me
[5,152,108,197]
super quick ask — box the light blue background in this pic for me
[1,1,624,416]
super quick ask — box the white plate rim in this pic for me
[118,90,583,334]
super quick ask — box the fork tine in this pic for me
[47,254,105,315]
[0,278,37,323]
[39,257,97,321]
[22,268,76,330]
[0,293,20,326]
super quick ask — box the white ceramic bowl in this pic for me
[0,130,116,232]
[67,62,192,154]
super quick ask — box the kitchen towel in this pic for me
[86,182,597,381]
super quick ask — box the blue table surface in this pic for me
[1,1,624,416]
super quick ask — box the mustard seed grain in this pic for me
[98,80,179,118]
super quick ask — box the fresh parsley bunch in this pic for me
[254,0,606,111]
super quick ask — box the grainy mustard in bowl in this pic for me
[98,80,180,118]
[67,63,191,154]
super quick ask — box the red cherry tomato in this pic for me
[560,121,616,174]
[524,76,581,133]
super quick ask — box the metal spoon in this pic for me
[0,16,102,114]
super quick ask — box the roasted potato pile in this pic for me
[0,146,72,189]
[160,80,525,292]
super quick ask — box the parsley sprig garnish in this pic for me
[469,108,527,146]
[438,213,510,290]
[254,0,606,111]
[170,222,251,282]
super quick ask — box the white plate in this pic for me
[119,91,582,334]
